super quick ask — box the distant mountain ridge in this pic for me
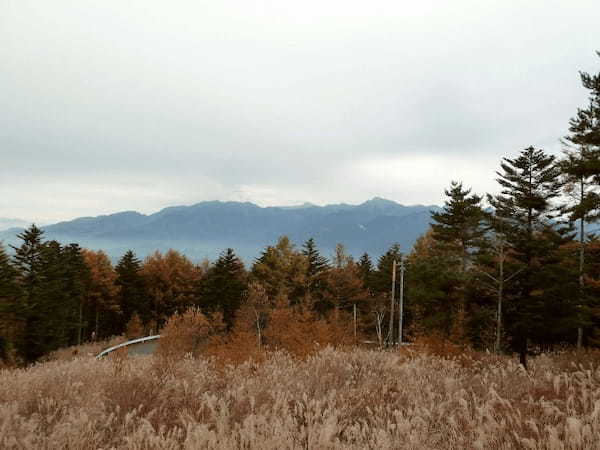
[0,218,30,232]
[0,198,441,263]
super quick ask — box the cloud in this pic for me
[1,0,599,222]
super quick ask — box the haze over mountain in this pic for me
[0,218,29,232]
[0,198,440,263]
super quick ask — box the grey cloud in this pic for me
[1,0,599,222]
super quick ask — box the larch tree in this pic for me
[251,236,308,304]
[142,249,202,329]
[82,249,119,342]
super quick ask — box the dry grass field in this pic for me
[1,345,600,449]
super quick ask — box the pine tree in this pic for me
[197,248,247,329]
[372,244,402,295]
[10,225,47,361]
[431,181,486,271]
[406,230,463,338]
[430,181,486,341]
[301,238,329,300]
[115,250,147,328]
[357,253,374,290]
[302,238,329,277]
[0,245,21,362]
[560,53,600,348]
[487,146,570,368]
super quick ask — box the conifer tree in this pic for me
[302,238,329,277]
[431,181,486,271]
[115,250,147,328]
[405,230,463,338]
[487,146,568,368]
[357,253,374,290]
[0,245,21,361]
[10,225,47,361]
[82,249,119,342]
[560,54,600,347]
[252,236,307,303]
[197,248,247,329]
[142,249,201,328]
[372,244,402,295]
[430,181,486,341]
[301,238,329,300]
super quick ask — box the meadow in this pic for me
[1,344,599,449]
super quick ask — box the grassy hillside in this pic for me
[1,346,599,448]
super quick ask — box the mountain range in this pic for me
[0,198,441,263]
[0,218,29,232]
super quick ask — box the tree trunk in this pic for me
[353,303,357,344]
[255,311,262,351]
[77,298,83,346]
[95,305,100,339]
[495,245,504,353]
[578,194,585,349]
[388,261,396,345]
[519,338,528,370]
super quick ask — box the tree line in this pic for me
[1,53,599,367]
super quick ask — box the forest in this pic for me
[1,55,600,370]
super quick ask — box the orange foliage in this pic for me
[158,307,224,358]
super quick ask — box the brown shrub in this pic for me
[157,307,224,359]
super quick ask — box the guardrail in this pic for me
[96,335,161,358]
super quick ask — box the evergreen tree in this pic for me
[560,54,600,347]
[431,181,486,270]
[430,181,486,341]
[115,250,147,328]
[301,238,329,301]
[357,253,374,290]
[405,230,464,338]
[0,245,21,361]
[10,225,47,361]
[302,238,329,277]
[197,248,247,329]
[372,244,402,295]
[487,146,571,368]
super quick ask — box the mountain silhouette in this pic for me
[0,199,441,262]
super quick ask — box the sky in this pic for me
[1,0,599,224]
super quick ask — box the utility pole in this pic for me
[398,257,405,345]
[387,260,396,346]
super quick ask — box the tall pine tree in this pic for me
[560,53,600,347]
[487,146,570,368]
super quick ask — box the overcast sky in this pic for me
[1,1,599,223]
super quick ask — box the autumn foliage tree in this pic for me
[142,250,202,330]
[81,249,119,342]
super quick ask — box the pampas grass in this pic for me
[1,347,600,448]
